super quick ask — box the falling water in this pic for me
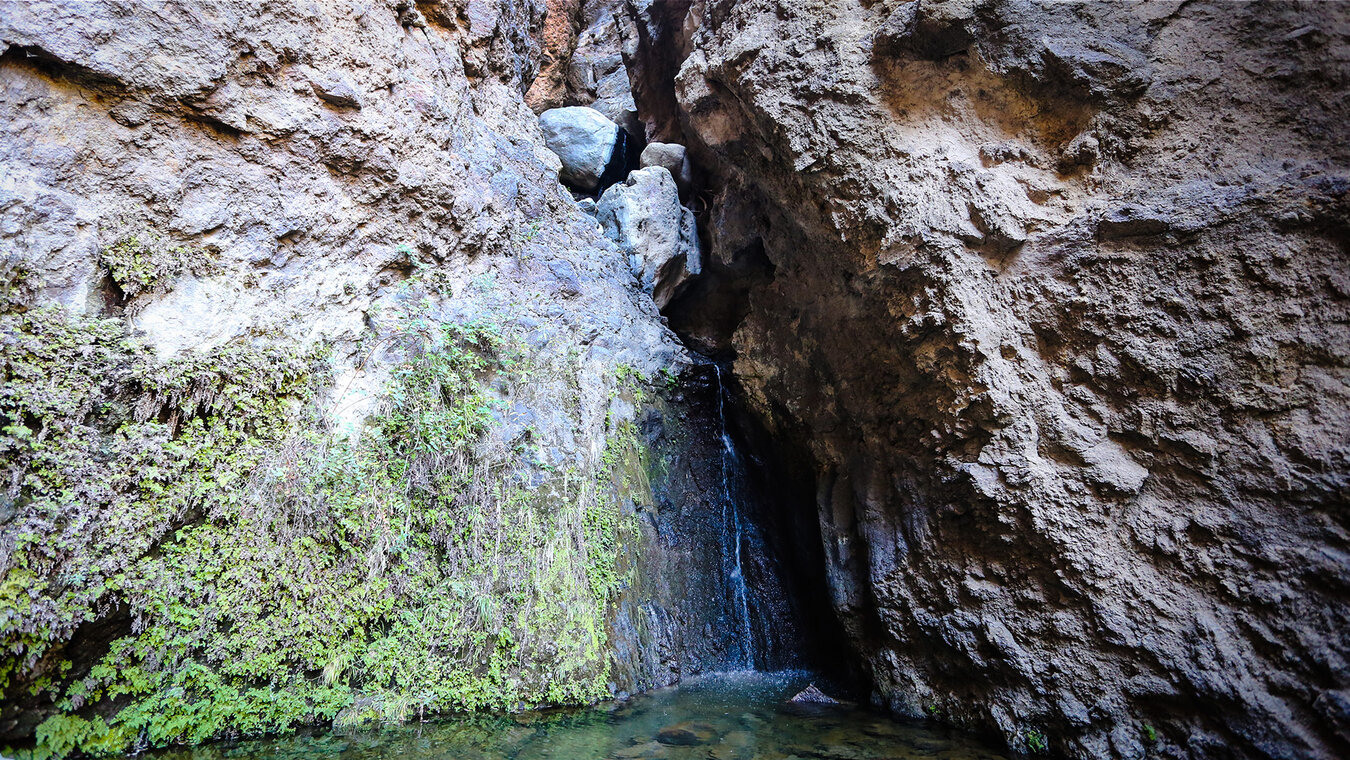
[714,365,756,669]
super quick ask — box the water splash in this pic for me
[714,365,756,669]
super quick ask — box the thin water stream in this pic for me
[148,672,1011,760]
[128,372,1015,760]
[713,365,756,668]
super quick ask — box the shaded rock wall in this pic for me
[612,367,814,691]
[641,0,1350,758]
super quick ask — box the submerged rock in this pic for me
[656,720,719,746]
[597,166,702,308]
[614,739,669,758]
[539,106,620,191]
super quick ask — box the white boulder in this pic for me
[539,106,620,191]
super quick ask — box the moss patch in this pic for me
[98,234,214,302]
[1,299,649,758]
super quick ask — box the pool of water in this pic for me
[150,671,1010,760]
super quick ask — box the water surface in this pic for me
[152,671,1010,760]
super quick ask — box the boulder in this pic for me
[789,684,839,704]
[640,142,694,197]
[539,106,620,191]
[597,167,702,308]
[614,740,669,758]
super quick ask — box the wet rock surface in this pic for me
[655,720,718,745]
[789,684,839,705]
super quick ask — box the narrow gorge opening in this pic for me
[532,14,870,691]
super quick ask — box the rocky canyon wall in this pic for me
[0,0,808,755]
[640,0,1349,758]
[1,0,1347,759]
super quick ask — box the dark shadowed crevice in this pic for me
[715,368,872,693]
[663,238,775,360]
[0,605,133,745]
[596,127,645,196]
[622,0,696,143]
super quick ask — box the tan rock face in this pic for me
[524,0,582,111]
[4,1,1348,758]
[660,0,1350,758]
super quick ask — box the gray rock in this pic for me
[597,167,701,308]
[308,70,362,109]
[788,684,838,704]
[594,68,643,136]
[1096,204,1173,239]
[640,142,694,196]
[539,106,620,191]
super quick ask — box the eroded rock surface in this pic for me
[657,0,1350,758]
[3,1,1348,759]
[526,0,639,133]
[0,0,791,752]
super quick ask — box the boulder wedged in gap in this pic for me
[641,141,694,198]
[539,105,620,191]
[597,166,701,308]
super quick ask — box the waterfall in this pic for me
[714,365,757,669]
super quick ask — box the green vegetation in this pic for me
[98,234,212,300]
[0,293,651,758]
[1023,728,1049,754]
[1142,723,1158,744]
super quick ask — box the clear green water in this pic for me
[150,671,1010,760]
